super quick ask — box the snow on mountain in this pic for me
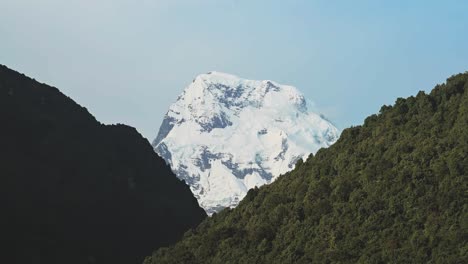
[152,72,340,215]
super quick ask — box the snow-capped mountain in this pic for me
[152,72,340,214]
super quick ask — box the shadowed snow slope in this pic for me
[153,72,339,214]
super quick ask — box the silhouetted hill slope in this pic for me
[145,73,468,264]
[0,65,206,264]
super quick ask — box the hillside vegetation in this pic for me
[0,65,206,264]
[145,73,468,264]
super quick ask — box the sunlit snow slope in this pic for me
[153,72,340,214]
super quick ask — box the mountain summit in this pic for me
[153,72,339,214]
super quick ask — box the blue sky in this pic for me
[1,0,467,140]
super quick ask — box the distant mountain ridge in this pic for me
[0,65,206,264]
[146,72,468,263]
[153,72,339,214]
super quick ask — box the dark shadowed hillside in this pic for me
[0,65,206,264]
[145,73,468,264]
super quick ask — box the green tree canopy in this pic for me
[145,72,468,264]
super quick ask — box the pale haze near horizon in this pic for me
[1,0,467,140]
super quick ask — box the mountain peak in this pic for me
[203,71,241,79]
[192,71,288,93]
[153,73,340,214]
[183,72,307,113]
[191,71,242,88]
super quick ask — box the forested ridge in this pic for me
[145,72,468,264]
[0,65,206,264]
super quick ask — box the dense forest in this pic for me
[0,65,206,264]
[145,73,468,263]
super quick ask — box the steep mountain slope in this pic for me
[153,72,339,214]
[0,65,206,264]
[145,72,468,264]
